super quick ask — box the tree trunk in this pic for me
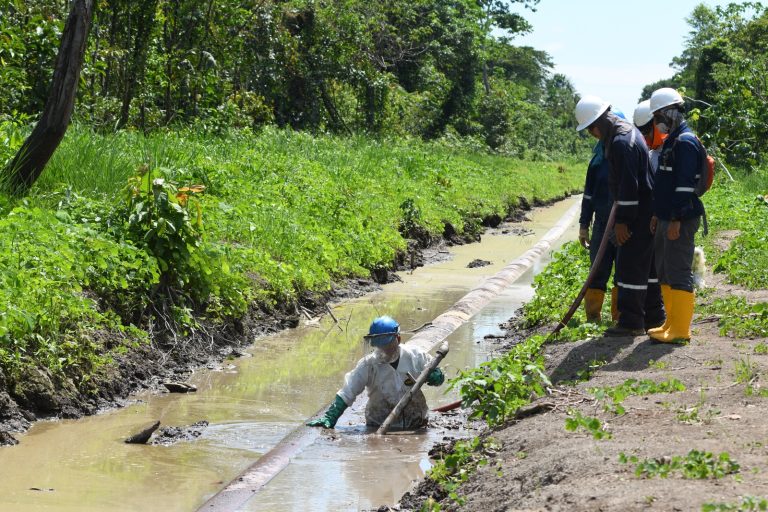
[365,83,376,132]
[482,61,491,94]
[117,0,159,130]
[319,81,350,135]
[4,0,94,195]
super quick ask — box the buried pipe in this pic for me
[434,202,618,414]
[405,198,580,355]
[196,198,581,512]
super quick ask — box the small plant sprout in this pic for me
[590,378,686,415]
[735,356,758,385]
[564,410,612,440]
[425,437,500,508]
[619,450,740,479]
[648,359,669,370]
[702,496,768,511]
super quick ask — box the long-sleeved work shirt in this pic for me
[653,122,705,221]
[606,123,654,224]
[579,142,613,227]
[337,344,432,429]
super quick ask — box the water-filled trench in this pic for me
[0,198,579,512]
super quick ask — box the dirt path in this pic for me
[396,244,768,511]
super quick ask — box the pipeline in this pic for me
[405,199,581,355]
[196,198,582,512]
[434,202,617,413]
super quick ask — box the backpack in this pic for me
[677,132,715,196]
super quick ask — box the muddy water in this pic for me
[0,198,578,512]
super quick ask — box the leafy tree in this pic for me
[643,2,768,165]
[639,78,679,102]
[0,0,588,160]
[0,1,67,118]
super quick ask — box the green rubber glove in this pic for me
[306,395,348,428]
[427,367,444,386]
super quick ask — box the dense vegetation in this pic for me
[0,0,584,157]
[0,0,596,409]
[0,121,584,398]
[0,0,602,408]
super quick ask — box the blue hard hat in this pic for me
[364,316,400,347]
[612,108,626,120]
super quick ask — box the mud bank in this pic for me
[0,192,576,446]
[392,233,768,512]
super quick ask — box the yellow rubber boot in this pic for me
[649,289,694,343]
[584,288,605,323]
[610,287,619,323]
[647,284,672,336]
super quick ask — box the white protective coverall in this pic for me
[337,344,432,429]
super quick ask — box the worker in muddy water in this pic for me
[574,96,665,337]
[306,316,445,430]
[646,88,704,343]
[578,109,626,324]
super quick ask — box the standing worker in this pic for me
[633,99,667,331]
[647,88,704,343]
[574,96,664,336]
[633,99,667,170]
[578,110,627,324]
[306,316,445,430]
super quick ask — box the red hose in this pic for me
[547,202,617,340]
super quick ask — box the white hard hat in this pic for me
[650,87,683,113]
[633,100,653,127]
[574,95,610,131]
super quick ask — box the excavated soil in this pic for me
[394,237,768,511]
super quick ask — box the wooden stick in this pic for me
[325,304,339,323]
[377,342,449,435]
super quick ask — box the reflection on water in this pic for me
[0,198,578,512]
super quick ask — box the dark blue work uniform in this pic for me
[654,121,705,292]
[606,123,665,330]
[579,142,616,291]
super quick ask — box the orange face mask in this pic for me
[645,124,667,150]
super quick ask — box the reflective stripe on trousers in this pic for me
[614,208,664,329]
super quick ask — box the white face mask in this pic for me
[373,342,400,364]
[656,122,669,134]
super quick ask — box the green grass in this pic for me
[0,123,584,390]
[16,126,586,297]
[702,170,768,290]
[0,206,152,383]
[700,297,768,339]
[698,171,768,336]
[702,496,768,511]
[590,378,686,415]
[522,240,592,327]
[620,450,740,480]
